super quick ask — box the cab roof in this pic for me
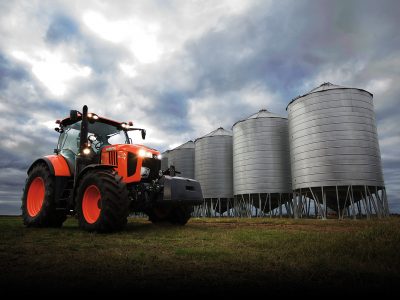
[59,115,125,129]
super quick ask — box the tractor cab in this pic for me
[55,107,147,176]
[57,119,131,173]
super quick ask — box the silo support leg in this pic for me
[321,186,327,220]
[372,188,383,218]
[284,201,291,218]
[309,188,323,219]
[362,187,372,218]
[261,195,267,217]
[297,193,302,218]
[366,186,380,218]
[268,194,272,218]
[350,186,357,219]
[335,186,341,219]
[292,193,297,219]
[377,187,389,217]
[356,200,362,217]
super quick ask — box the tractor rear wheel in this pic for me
[76,169,129,232]
[21,163,67,227]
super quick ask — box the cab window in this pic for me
[58,122,81,156]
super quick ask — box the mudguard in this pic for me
[28,156,71,177]
[158,175,203,205]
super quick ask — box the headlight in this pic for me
[138,149,146,157]
[156,154,162,160]
[88,113,99,120]
[82,147,91,155]
[138,148,153,158]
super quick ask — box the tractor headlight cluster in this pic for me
[156,154,162,160]
[82,147,91,155]
[138,148,153,158]
[87,113,99,120]
[81,142,92,155]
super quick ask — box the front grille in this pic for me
[108,151,118,166]
[142,158,161,181]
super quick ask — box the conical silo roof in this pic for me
[287,82,373,110]
[233,109,285,128]
[196,127,232,141]
[306,82,345,94]
[173,140,194,150]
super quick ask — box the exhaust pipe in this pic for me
[79,105,89,154]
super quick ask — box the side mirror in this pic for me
[70,110,79,122]
[141,129,146,140]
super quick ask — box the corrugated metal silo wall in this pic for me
[288,88,384,190]
[233,117,291,195]
[167,148,195,179]
[195,136,233,198]
[161,151,169,171]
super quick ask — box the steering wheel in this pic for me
[88,134,102,150]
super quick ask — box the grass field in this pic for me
[0,216,399,295]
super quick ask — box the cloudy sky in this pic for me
[0,0,399,214]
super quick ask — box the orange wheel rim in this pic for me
[82,185,101,224]
[27,177,45,217]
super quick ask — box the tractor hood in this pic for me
[102,144,160,158]
[100,144,161,184]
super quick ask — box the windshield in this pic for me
[58,121,130,154]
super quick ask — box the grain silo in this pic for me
[195,128,233,216]
[167,141,195,179]
[287,82,388,218]
[232,109,292,217]
[160,150,170,171]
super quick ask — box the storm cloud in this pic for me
[0,0,399,214]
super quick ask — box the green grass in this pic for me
[0,216,399,294]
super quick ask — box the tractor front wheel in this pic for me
[21,163,67,227]
[148,206,172,223]
[148,205,192,225]
[76,169,129,232]
[168,206,193,225]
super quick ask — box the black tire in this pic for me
[76,169,129,233]
[21,163,67,227]
[168,206,193,225]
[148,205,192,225]
[147,206,172,223]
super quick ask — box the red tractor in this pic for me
[21,105,203,232]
